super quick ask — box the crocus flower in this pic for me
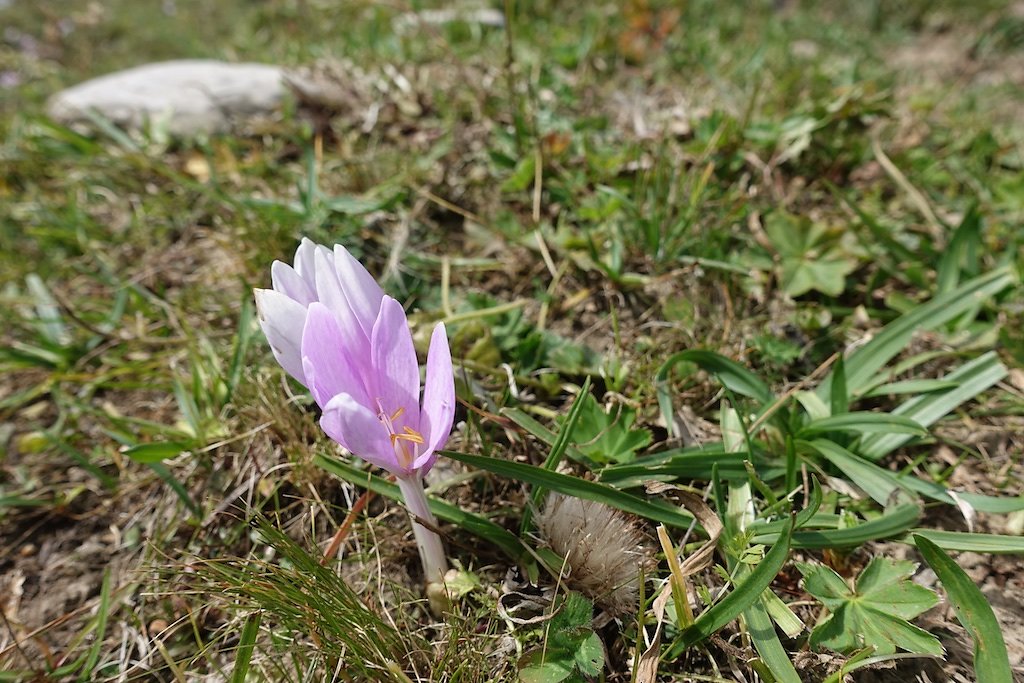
[254,239,455,585]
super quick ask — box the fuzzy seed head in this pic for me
[535,493,651,616]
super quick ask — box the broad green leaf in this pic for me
[573,633,604,677]
[518,652,574,683]
[798,558,941,656]
[564,393,652,465]
[817,268,1014,400]
[914,535,1013,683]
[764,212,857,297]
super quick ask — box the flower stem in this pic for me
[396,474,449,585]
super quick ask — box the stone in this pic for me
[46,59,286,137]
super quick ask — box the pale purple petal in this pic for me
[271,260,315,305]
[313,248,367,357]
[301,303,370,408]
[254,288,308,385]
[413,322,455,470]
[320,393,402,474]
[333,244,385,339]
[370,297,420,435]
[292,237,319,292]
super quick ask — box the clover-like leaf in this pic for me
[797,557,942,656]
[518,592,604,683]
[565,393,652,465]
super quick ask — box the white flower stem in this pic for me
[396,474,449,585]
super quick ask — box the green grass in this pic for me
[2,0,1024,680]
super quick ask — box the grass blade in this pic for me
[657,350,773,434]
[799,412,927,438]
[817,268,1014,400]
[859,352,1007,459]
[443,449,699,531]
[77,569,112,681]
[909,530,1024,554]
[521,377,591,533]
[751,503,921,549]
[914,535,1013,682]
[667,518,794,656]
[743,596,802,683]
[315,453,531,563]
[229,611,263,683]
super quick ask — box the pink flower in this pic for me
[255,239,454,585]
[254,239,455,477]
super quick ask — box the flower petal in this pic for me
[333,244,384,339]
[320,393,402,474]
[370,296,420,435]
[301,303,371,409]
[313,247,368,357]
[413,322,455,471]
[254,288,308,385]
[292,237,319,286]
[271,260,315,305]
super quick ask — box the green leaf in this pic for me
[859,352,1007,460]
[751,503,921,549]
[936,204,981,295]
[518,652,574,683]
[315,453,532,564]
[805,439,1024,513]
[804,439,911,507]
[519,593,603,682]
[798,557,941,656]
[914,535,1013,682]
[861,379,960,398]
[667,518,794,657]
[443,450,698,530]
[229,612,262,683]
[817,268,1015,401]
[599,444,776,487]
[563,393,652,465]
[764,212,857,297]
[573,633,604,677]
[909,530,1024,554]
[78,569,113,681]
[122,441,194,463]
[743,596,802,683]
[502,155,536,192]
[830,356,848,416]
[656,350,773,434]
[522,378,593,534]
[799,412,927,439]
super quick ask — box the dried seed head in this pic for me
[535,493,651,616]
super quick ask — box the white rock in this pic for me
[46,60,286,137]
